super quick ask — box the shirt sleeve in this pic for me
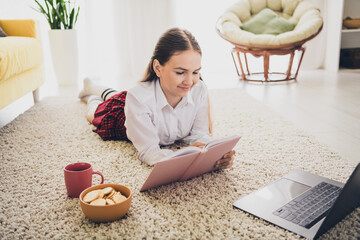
[124,91,174,166]
[182,82,212,145]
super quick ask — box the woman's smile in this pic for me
[178,86,191,91]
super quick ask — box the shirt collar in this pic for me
[155,79,195,110]
[178,89,194,108]
[155,79,169,110]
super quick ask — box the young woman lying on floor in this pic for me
[79,27,235,168]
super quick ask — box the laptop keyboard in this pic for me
[273,182,342,229]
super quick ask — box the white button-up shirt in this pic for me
[124,79,211,166]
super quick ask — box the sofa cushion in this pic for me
[240,8,296,35]
[0,36,43,82]
[219,0,323,46]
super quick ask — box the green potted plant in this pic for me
[33,0,80,86]
[33,0,80,29]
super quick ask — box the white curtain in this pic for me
[77,0,175,87]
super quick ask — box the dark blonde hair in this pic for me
[141,27,202,82]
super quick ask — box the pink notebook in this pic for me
[140,135,241,192]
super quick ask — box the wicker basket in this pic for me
[343,17,360,29]
[340,48,360,69]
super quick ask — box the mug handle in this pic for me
[92,170,104,184]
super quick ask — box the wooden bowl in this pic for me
[343,17,360,29]
[79,184,132,222]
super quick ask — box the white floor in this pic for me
[1,69,359,164]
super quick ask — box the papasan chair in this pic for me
[216,0,323,82]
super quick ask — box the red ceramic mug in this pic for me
[64,162,104,198]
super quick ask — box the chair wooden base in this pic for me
[215,16,323,83]
[231,46,306,83]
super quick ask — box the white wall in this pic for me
[172,0,238,80]
[323,0,344,72]
[301,0,326,70]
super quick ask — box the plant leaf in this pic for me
[32,0,80,29]
[69,8,75,29]
[74,6,80,26]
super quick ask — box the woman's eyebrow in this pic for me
[174,67,202,71]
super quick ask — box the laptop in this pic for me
[233,163,360,239]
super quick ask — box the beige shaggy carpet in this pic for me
[0,89,359,239]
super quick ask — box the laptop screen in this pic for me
[315,163,360,238]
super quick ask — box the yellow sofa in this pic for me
[0,19,44,109]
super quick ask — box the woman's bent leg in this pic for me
[79,77,119,102]
[86,95,103,124]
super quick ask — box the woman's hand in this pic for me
[177,142,205,150]
[189,142,206,149]
[214,150,236,170]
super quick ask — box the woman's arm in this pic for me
[124,92,173,166]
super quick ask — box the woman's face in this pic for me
[154,50,201,108]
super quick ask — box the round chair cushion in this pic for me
[218,0,323,46]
